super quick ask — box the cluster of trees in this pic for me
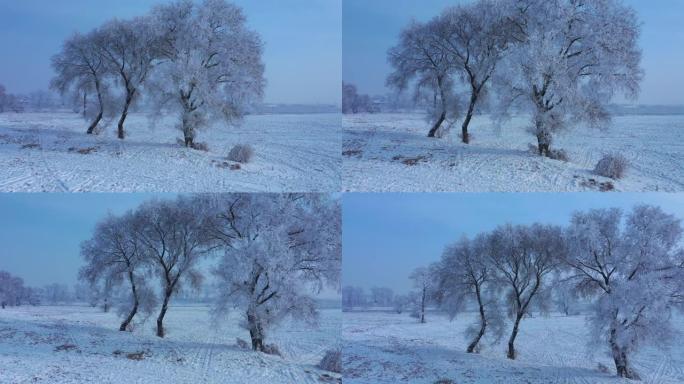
[406,204,683,380]
[342,286,395,309]
[0,85,24,113]
[342,82,378,114]
[387,0,642,155]
[51,0,265,148]
[0,272,73,308]
[80,194,340,352]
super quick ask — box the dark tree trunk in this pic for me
[83,92,87,118]
[420,287,426,324]
[247,310,265,351]
[461,91,479,144]
[119,271,139,332]
[467,285,487,353]
[156,289,172,338]
[1,302,5,309]
[428,111,446,138]
[87,79,105,135]
[103,298,109,313]
[428,75,447,138]
[507,313,523,359]
[117,90,134,140]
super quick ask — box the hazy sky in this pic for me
[343,193,684,294]
[343,0,684,105]
[0,0,341,105]
[0,193,173,287]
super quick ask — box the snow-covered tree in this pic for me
[370,287,394,307]
[209,194,341,352]
[133,196,214,338]
[51,31,110,134]
[342,285,367,311]
[80,212,156,331]
[342,82,377,114]
[388,18,457,137]
[96,17,159,139]
[435,0,512,143]
[436,234,505,353]
[409,265,437,323]
[486,223,563,359]
[0,84,23,113]
[0,271,27,308]
[392,294,409,314]
[563,206,684,380]
[149,0,265,148]
[41,283,72,305]
[496,0,642,157]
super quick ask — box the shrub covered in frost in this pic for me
[594,154,628,179]
[235,338,250,350]
[317,348,341,373]
[262,343,282,357]
[228,144,254,164]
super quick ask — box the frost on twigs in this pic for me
[594,154,629,179]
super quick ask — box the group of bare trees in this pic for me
[79,194,341,352]
[0,271,36,308]
[0,84,23,113]
[51,0,265,148]
[388,0,642,156]
[342,82,378,114]
[406,204,684,380]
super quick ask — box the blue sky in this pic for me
[343,0,684,105]
[0,0,341,105]
[343,193,684,294]
[0,193,173,286]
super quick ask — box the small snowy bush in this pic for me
[597,363,610,374]
[262,343,282,357]
[236,338,250,350]
[548,149,569,162]
[192,142,209,152]
[594,154,628,179]
[228,144,254,164]
[317,348,341,373]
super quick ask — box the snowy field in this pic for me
[342,310,684,384]
[343,113,684,192]
[0,305,341,384]
[0,112,340,192]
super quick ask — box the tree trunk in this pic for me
[610,327,639,380]
[181,109,195,148]
[467,285,487,353]
[117,90,134,140]
[507,313,523,359]
[119,272,139,332]
[1,302,5,309]
[247,310,265,351]
[461,91,479,144]
[428,76,447,138]
[87,79,104,135]
[103,298,109,313]
[156,289,172,338]
[83,92,87,118]
[428,111,446,138]
[420,287,426,324]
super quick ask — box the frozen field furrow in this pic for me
[0,306,341,384]
[343,113,684,192]
[342,311,684,384]
[0,112,341,192]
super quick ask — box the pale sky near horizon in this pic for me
[343,193,684,294]
[343,0,684,105]
[0,0,342,105]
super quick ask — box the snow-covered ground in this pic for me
[343,113,684,192]
[342,310,684,384]
[0,112,340,192]
[0,305,341,384]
